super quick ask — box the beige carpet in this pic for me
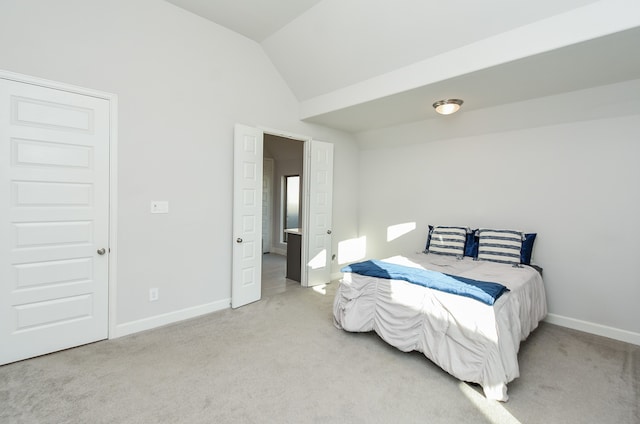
[0,278,638,424]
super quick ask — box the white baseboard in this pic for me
[545,313,640,346]
[112,299,230,339]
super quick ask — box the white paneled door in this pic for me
[231,124,263,308]
[0,77,110,365]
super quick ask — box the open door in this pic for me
[231,124,263,308]
[302,140,334,287]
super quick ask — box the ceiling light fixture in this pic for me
[433,99,464,115]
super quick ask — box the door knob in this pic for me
[236,238,243,243]
[327,230,332,235]
[97,248,106,255]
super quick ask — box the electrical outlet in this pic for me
[149,288,159,302]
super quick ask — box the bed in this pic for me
[332,228,547,401]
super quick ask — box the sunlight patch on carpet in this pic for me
[458,382,522,424]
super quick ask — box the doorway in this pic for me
[232,124,333,308]
[262,134,304,296]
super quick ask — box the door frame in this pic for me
[260,126,330,288]
[262,157,274,254]
[261,127,311,286]
[0,70,119,338]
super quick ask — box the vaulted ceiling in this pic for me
[165,0,640,133]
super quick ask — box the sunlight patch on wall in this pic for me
[387,222,416,241]
[337,236,367,264]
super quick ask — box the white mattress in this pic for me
[333,253,547,401]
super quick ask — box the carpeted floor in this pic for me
[0,259,638,423]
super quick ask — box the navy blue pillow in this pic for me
[464,230,479,258]
[520,233,537,265]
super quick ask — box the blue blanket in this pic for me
[341,259,509,306]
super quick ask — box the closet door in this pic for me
[0,77,110,365]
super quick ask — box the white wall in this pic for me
[0,0,359,333]
[356,81,640,343]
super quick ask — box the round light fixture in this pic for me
[433,99,464,115]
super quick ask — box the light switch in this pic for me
[150,201,169,214]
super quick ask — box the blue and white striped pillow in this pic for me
[477,229,523,265]
[427,226,467,257]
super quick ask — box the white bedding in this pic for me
[333,253,547,401]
